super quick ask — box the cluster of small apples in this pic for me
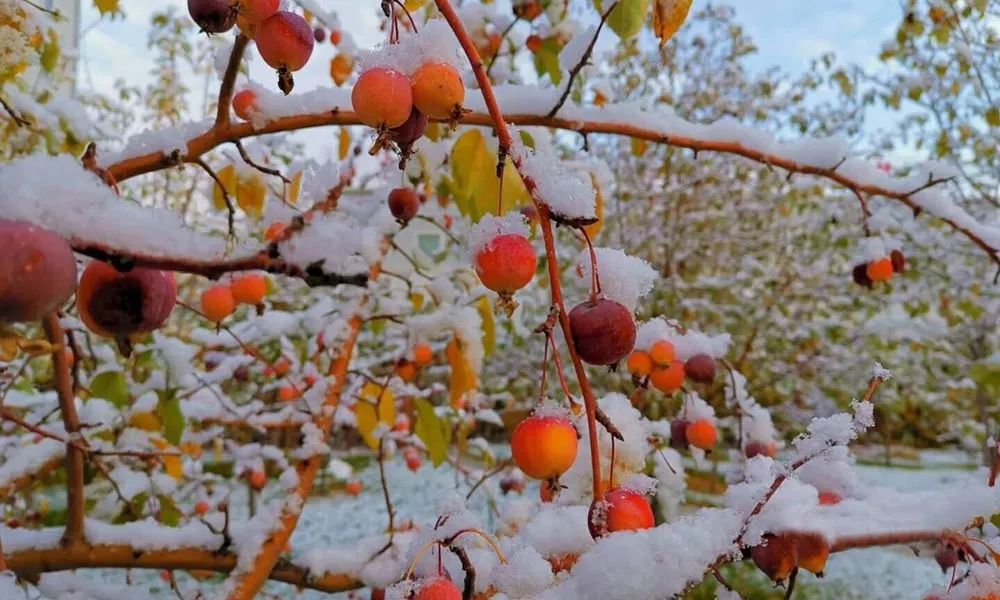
[0,220,184,355]
[626,339,717,394]
[350,57,465,152]
[751,530,831,583]
[394,342,434,383]
[200,273,267,323]
[311,25,342,46]
[853,248,906,288]
[187,0,314,94]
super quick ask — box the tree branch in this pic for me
[42,314,84,547]
[5,543,359,594]
[215,35,250,128]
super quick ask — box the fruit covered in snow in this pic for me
[603,487,655,533]
[352,67,414,129]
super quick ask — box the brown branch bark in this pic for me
[101,110,996,268]
[215,35,250,128]
[5,544,359,593]
[42,314,84,547]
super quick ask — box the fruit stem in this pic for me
[391,0,419,33]
[580,226,601,302]
[433,0,607,500]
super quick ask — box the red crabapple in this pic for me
[569,298,635,366]
[603,488,655,533]
[232,89,258,121]
[744,440,777,459]
[330,30,342,45]
[412,577,461,600]
[751,533,798,583]
[313,27,326,43]
[684,354,716,383]
[248,470,267,490]
[0,220,77,323]
[389,108,428,149]
[817,489,841,505]
[256,11,314,94]
[474,233,537,295]
[866,257,893,282]
[188,0,237,34]
[388,188,421,225]
[510,414,578,480]
[791,531,830,575]
[670,418,690,450]
[237,0,278,24]
[352,67,414,129]
[890,248,906,273]
[77,261,176,338]
[852,263,872,288]
[411,62,465,119]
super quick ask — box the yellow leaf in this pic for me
[583,173,605,239]
[450,130,529,221]
[630,137,648,156]
[356,383,397,449]
[93,0,120,16]
[286,171,303,205]
[330,54,354,87]
[129,412,161,432]
[212,164,237,210]
[163,455,184,480]
[652,0,692,47]
[338,128,351,161]
[446,337,478,409]
[475,296,495,356]
[410,292,425,311]
[236,174,267,218]
[404,0,429,10]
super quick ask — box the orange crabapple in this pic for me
[412,343,434,367]
[648,340,675,366]
[351,67,414,129]
[194,500,211,516]
[866,257,894,282]
[265,221,287,241]
[345,480,362,496]
[411,62,465,120]
[232,89,258,121]
[238,0,278,24]
[510,414,578,480]
[685,419,717,451]
[230,274,267,305]
[201,285,236,322]
[626,350,653,378]
[649,360,685,394]
[248,470,267,490]
[412,577,462,600]
[395,358,418,383]
[751,533,798,583]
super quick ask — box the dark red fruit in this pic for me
[568,298,636,366]
[684,354,716,384]
[314,27,326,42]
[188,0,237,34]
[670,418,690,450]
[851,263,872,288]
[744,440,777,459]
[0,220,77,322]
[256,11,314,94]
[499,476,525,495]
[890,249,906,273]
[388,188,421,225]
[934,543,959,572]
[78,261,176,338]
[389,107,428,148]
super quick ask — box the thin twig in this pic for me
[0,96,30,127]
[233,140,291,184]
[547,2,617,118]
[192,158,236,244]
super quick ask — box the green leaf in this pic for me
[417,233,441,256]
[414,398,450,467]
[90,371,128,407]
[158,494,181,527]
[40,34,60,73]
[986,107,1000,128]
[532,37,563,85]
[604,0,649,41]
[157,392,184,446]
[93,0,121,15]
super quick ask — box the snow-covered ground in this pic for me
[18,454,975,599]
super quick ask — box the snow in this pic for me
[466,212,531,260]
[510,130,597,221]
[529,508,742,600]
[574,247,657,312]
[559,26,596,74]
[0,437,64,491]
[633,318,731,359]
[0,155,231,261]
[407,305,484,372]
[358,19,466,76]
[490,545,554,598]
